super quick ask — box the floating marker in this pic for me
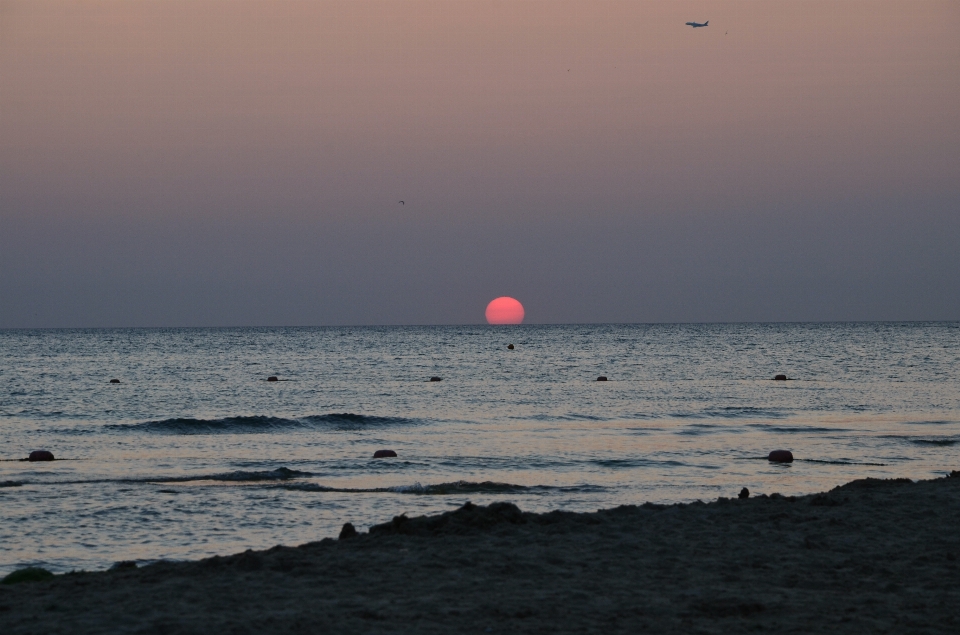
[597,376,608,382]
[109,379,120,384]
[28,450,55,462]
[267,376,278,382]
[774,374,787,381]
[768,450,794,463]
[429,376,442,382]
[373,450,397,458]
[507,344,514,350]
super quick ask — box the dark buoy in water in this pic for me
[429,376,442,382]
[739,487,750,499]
[109,379,120,384]
[339,523,358,540]
[28,450,54,462]
[597,376,608,381]
[267,376,278,382]
[774,374,787,381]
[373,449,397,458]
[768,450,794,463]
[507,344,514,350]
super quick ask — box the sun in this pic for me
[485,297,525,324]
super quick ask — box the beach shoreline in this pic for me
[2,474,959,633]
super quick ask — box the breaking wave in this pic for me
[108,413,418,434]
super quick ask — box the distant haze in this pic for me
[1,0,958,327]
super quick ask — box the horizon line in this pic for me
[2,319,958,332]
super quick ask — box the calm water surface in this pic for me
[1,323,958,574]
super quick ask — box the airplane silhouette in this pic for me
[685,20,709,28]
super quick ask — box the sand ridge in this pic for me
[2,475,959,634]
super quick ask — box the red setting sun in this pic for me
[485,297,525,324]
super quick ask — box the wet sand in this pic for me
[2,475,959,634]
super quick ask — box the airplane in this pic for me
[685,20,709,28]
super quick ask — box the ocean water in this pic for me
[1,323,959,574]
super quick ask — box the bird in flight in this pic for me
[685,20,709,28]
[398,201,404,205]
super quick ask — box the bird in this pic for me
[398,201,404,205]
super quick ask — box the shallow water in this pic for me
[1,323,958,574]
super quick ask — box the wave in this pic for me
[519,413,610,422]
[194,467,312,482]
[389,481,535,495]
[300,413,417,429]
[144,467,312,483]
[2,468,313,488]
[278,480,602,495]
[901,420,956,426]
[3,472,603,497]
[672,407,788,420]
[590,458,690,469]
[747,425,851,434]
[108,413,418,434]
[879,434,958,446]
[675,423,725,435]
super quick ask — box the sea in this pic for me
[2,323,959,575]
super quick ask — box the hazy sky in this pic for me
[1,0,958,327]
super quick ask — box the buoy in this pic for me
[109,379,120,384]
[339,523,358,540]
[739,487,750,499]
[768,450,794,463]
[429,376,442,382]
[774,374,787,381]
[28,450,55,462]
[597,376,608,381]
[373,450,397,458]
[267,376,278,382]
[507,344,514,350]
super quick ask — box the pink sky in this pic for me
[1,1,958,326]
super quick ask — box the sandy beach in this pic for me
[2,474,959,634]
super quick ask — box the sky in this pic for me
[1,0,958,327]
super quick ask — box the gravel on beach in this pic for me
[2,475,959,634]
